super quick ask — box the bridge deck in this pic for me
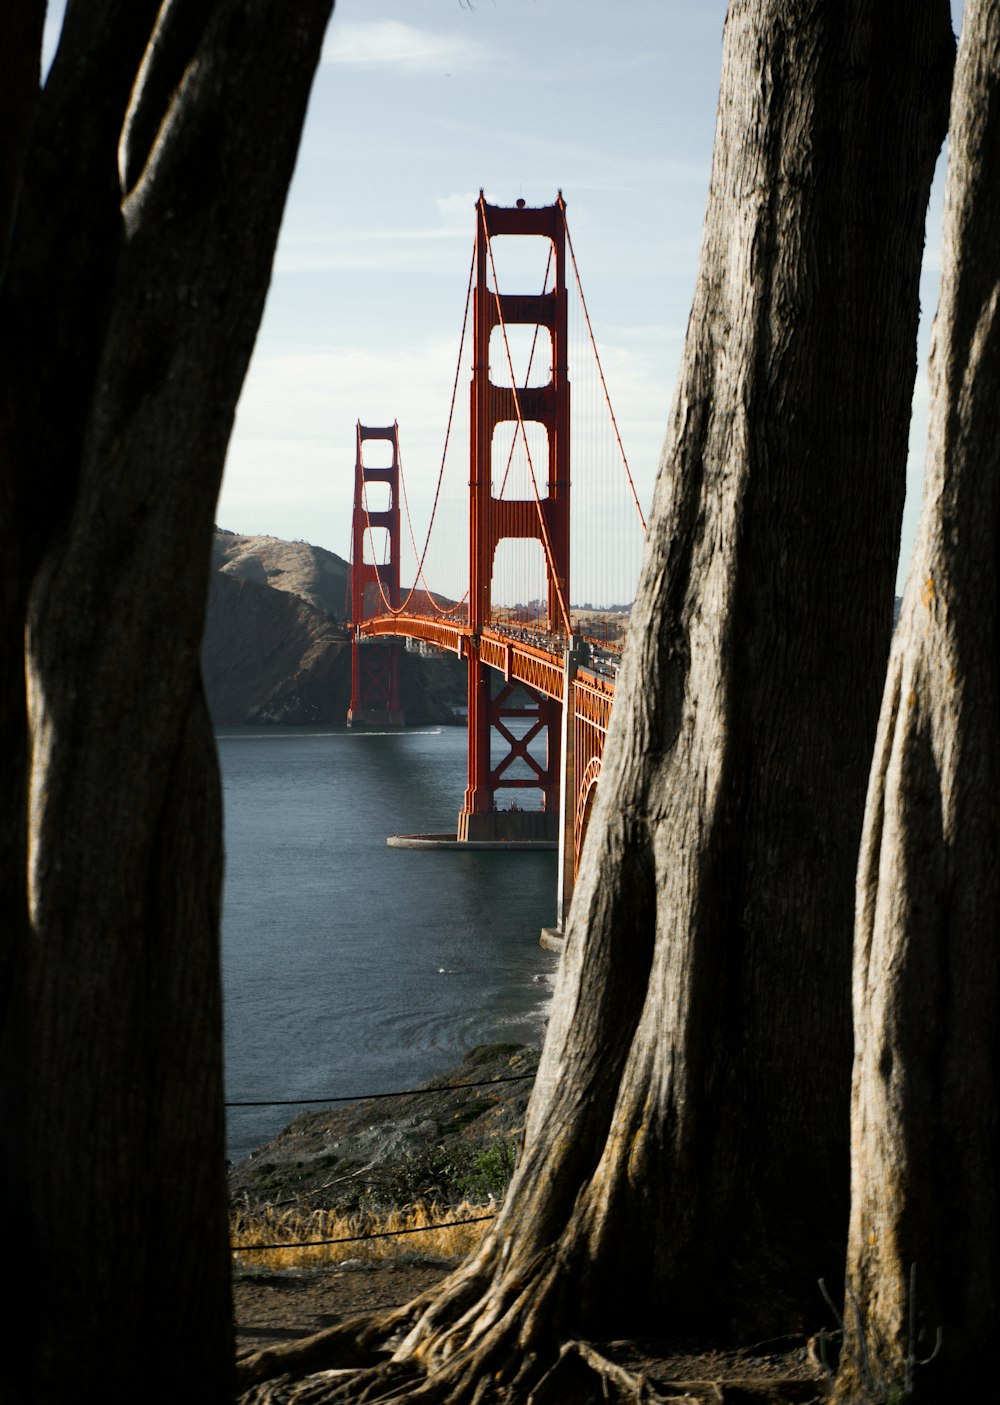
[356,616,616,734]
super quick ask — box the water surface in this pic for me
[219,725,558,1161]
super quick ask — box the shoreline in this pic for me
[228,1042,541,1217]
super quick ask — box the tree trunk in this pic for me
[0,3,333,1398]
[236,4,954,1401]
[840,2,1000,1397]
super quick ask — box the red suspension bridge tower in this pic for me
[347,422,404,727]
[458,195,571,842]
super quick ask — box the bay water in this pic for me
[219,724,559,1163]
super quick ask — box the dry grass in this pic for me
[230,1198,494,1273]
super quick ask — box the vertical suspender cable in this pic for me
[559,198,647,535]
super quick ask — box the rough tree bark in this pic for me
[236,4,954,1402]
[840,1,1000,1398]
[0,2,333,1399]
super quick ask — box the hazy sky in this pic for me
[219,0,725,588]
[43,1,965,594]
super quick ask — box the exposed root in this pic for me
[232,1233,711,1405]
[237,1339,704,1405]
[234,1256,826,1405]
[238,1361,422,1404]
[235,1296,430,1395]
[235,1244,567,1403]
[531,1341,641,1402]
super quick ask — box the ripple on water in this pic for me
[219,725,558,1161]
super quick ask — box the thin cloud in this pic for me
[273,226,471,276]
[436,192,481,228]
[322,20,486,73]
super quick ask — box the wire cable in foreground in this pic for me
[226,1072,534,1109]
[232,1213,497,1253]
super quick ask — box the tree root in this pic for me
[531,1340,674,1403]
[233,1246,700,1405]
[236,1337,718,1404]
[238,1361,424,1405]
[235,1222,818,1404]
[235,1247,561,1403]
[235,1297,429,1396]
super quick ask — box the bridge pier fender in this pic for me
[458,809,558,843]
[347,708,406,728]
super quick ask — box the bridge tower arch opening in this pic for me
[458,193,571,843]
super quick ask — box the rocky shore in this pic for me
[228,1042,540,1216]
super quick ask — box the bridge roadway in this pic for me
[357,615,617,736]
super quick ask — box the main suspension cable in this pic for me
[365,241,477,620]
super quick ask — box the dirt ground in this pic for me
[233,1259,830,1402]
[233,1257,450,1357]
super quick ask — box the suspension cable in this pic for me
[559,195,646,534]
[363,241,477,620]
[397,238,477,615]
[397,435,470,616]
[366,428,470,619]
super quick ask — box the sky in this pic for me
[220,0,724,594]
[43,0,965,596]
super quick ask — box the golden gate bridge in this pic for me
[344,193,646,934]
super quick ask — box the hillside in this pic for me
[202,530,464,725]
[213,529,349,619]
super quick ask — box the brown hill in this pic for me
[202,530,464,725]
[212,529,349,619]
